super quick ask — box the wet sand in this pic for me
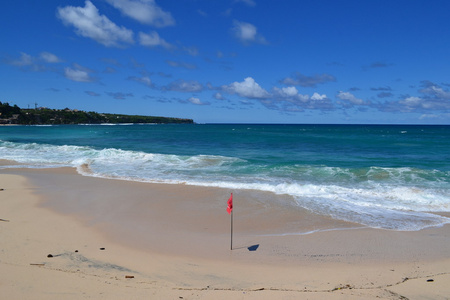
[1,165,450,299]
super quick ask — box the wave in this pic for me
[1,140,449,231]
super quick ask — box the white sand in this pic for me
[1,167,450,299]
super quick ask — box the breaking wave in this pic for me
[1,139,449,231]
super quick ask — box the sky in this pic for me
[1,0,450,124]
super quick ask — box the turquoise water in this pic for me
[1,124,450,230]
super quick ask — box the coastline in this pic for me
[1,165,450,299]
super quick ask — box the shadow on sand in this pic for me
[247,244,259,251]
[233,244,260,251]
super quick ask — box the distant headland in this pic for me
[0,102,194,125]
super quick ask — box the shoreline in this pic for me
[1,165,450,298]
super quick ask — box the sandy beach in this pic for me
[1,165,450,299]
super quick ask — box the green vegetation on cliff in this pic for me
[0,102,194,125]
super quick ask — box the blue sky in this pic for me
[1,0,450,124]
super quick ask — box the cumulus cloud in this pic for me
[187,97,209,105]
[106,0,175,27]
[311,92,327,100]
[279,86,299,97]
[337,91,365,105]
[139,31,172,49]
[375,81,450,113]
[218,78,335,112]
[164,79,203,92]
[272,86,309,101]
[221,79,333,112]
[64,64,95,82]
[281,72,336,87]
[57,1,134,47]
[400,96,422,106]
[64,68,91,82]
[231,20,267,45]
[270,86,332,111]
[222,77,270,99]
[397,96,450,112]
[419,80,450,100]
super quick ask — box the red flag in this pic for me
[227,193,233,214]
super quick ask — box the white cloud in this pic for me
[272,86,309,101]
[57,1,134,47]
[139,31,172,49]
[106,0,175,27]
[64,68,90,82]
[6,52,61,72]
[372,82,450,113]
[64,64,95,82]
[214,92,225,100]
[165,79,203,92]
[280,86,298,97]
[223,77,269,99]
[232,20,267,45]
[400,96,422,106]
[420,85,450,99]
[337,91,364,105]
[311,92,327,100]
[40,52,62,63]
[397,95,450,111]
[188,97,207,105]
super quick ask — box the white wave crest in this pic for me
[2,140,450,231]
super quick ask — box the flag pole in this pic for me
[227,192,233,250]
[230,209,233,250]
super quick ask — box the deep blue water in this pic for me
[1,124,450,231]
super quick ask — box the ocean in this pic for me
[1,124,449,231]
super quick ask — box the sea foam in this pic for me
[2,127,450,231]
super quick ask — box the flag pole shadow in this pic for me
[227,193,259,252]
[232,244,260,252]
